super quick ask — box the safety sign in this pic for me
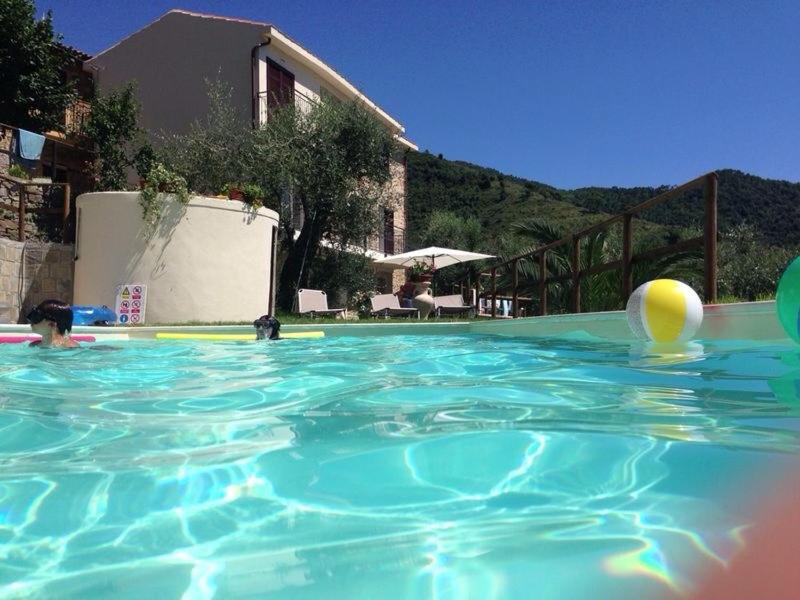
[115,284,147,325]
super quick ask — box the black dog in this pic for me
[253,315,281,340]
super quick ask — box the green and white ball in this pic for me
[626,279,703,343]
[776,255,800,344]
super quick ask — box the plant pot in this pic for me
[419,274,433,283]
[228,188,244,201]
[412,282,435,319]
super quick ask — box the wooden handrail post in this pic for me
[62,183,71,242]
[538,251,547,316]
[622,213,633,302]
[704,172,718,304]
[512,259,519,318]
[18,187,26,242]
[490,267,497,318]
[571,236,581,313]
[473,273,480,312]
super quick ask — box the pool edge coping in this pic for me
[0,301,788,343]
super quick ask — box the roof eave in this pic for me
[395,135,418,151]
[267,26,406,134]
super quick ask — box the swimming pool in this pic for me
[1,330,799,598]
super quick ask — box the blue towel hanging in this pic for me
[17,129,46,160]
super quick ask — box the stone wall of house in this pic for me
[0,238,74,324]
[389,154,408,292]
[388,155,407,235]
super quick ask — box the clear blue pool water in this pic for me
[1,333,800,599]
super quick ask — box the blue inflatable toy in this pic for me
[72,305,117,326]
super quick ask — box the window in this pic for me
[383,209,395,255]
[266,59,295,110]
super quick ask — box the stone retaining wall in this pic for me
[0,179,62,242]
[0,238,74,323]
[1,124,88,244]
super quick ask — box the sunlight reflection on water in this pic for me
[0,334,799,598]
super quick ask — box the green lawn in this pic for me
[273,311,475,325]
[136,312,476,327]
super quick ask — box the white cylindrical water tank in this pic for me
[73,192,279,324]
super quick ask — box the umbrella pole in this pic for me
[431,255,436,296]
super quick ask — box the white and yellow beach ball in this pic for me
[626,279,703,343]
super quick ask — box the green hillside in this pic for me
[566,169,800,247]
[406,152,800,249]
[405,152,605,248]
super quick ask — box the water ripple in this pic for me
[1,334,799,598]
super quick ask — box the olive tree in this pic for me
[256,98,395,310]
[161,82,396,310]
[160,81,256,196]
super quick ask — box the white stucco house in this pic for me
[85,9,416,292]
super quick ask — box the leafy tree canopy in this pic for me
[81,82,142,191]
[0,0,77,131]
[419,210,483,251]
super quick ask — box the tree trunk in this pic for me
[276,211,325,311]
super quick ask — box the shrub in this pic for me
[308,250,376,310]
[133,143,157,180]
[139,163,189,228]
[82,82,141,191]
[718,223,796,301]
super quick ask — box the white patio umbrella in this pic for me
[373,246,495,270]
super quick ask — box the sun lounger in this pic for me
[434,294,476,318]
[296,289,347,318]
[369,294,419,319]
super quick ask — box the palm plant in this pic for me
[493,219,702,314]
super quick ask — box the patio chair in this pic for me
[369,294,420,319]
[296,289,347,319]
[434,294,476,318]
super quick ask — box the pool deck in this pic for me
[0,301,787,343]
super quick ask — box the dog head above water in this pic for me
[253,315,281,340]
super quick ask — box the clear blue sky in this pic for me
[39,0,799,188]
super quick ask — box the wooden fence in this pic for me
[461,172,718,318]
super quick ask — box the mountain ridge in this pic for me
[405,152,800,249]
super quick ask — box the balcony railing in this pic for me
[64,99,91,135]
[257,88,318,125]
[369,225,405,256]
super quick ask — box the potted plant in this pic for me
[139,162,189,228]
[222,182,244,201]
[7,164,29,180]
[241,183,265,208]
[408,261,433,283]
